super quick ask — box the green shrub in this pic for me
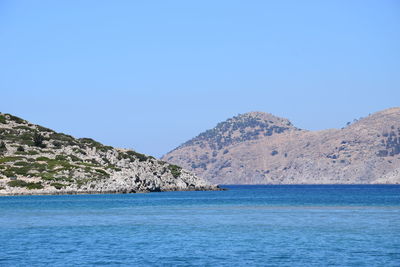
[14,125,32,131]
[76,178,91,188]
[7,179,28,187]
[89,159,99,165]
[53,141,62,149]
[14,161,28,166]
[13,166,30,175]
[41,173,56,181]
[79,138,102,147]
[0,128,17,138]
[0,115,7,124]
[46,159,74,170]
[6,179,42,189]
[78,138,112,152]
[49,133,78,146]
[55,155,68,161]
[33,132,46,148]
[26,182,43,190]
[0,141,6,153]
[117,153,128,160]
[126,150,148,162]
[20,132,35,146]
[30,162,47,172]
[69,155,81,162]
[36,156,51,161]
[0,156,22,163]
[73,148,87,155]
[1,169,15,177]
[36,125,54,133]
[167,164,182,178]
[50,182,66,189]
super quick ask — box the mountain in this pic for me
[0,113,218,195]
[162,108,400,184]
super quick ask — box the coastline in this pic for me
[0,185,224,196]
[4,183,400,196]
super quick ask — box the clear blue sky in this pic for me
[1,0,399,157]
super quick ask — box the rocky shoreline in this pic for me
[0,185,223,196]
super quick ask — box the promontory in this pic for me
[0,113,218,195]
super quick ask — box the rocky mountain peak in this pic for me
[344,107,400,135]
[172,112,299,153]
[236,111,295,127]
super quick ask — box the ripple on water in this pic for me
[0,185,399,266]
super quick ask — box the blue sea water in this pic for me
[0,185,399,266]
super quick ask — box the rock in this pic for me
[0,113,219,195]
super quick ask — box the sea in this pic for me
[0,185,399,266]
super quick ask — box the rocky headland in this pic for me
[0,113,218,195]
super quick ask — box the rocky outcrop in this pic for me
[0,113,218,195]
[162,108,400,184]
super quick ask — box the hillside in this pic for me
[162,108,400,184]
[0,113,217,195]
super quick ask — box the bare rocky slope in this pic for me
[0,113,218,195]
[162,108,400,184]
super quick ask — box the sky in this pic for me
[1,0,399,157]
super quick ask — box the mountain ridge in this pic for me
[170,111,301,154]
[162,107,400,184]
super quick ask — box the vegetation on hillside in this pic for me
[377,126,400,157]
[0,113,183,191]
[178,113,295,151]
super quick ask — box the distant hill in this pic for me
[162,108,400,184]
[0,113,217,195]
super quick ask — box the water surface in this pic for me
[0,185,399,266]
